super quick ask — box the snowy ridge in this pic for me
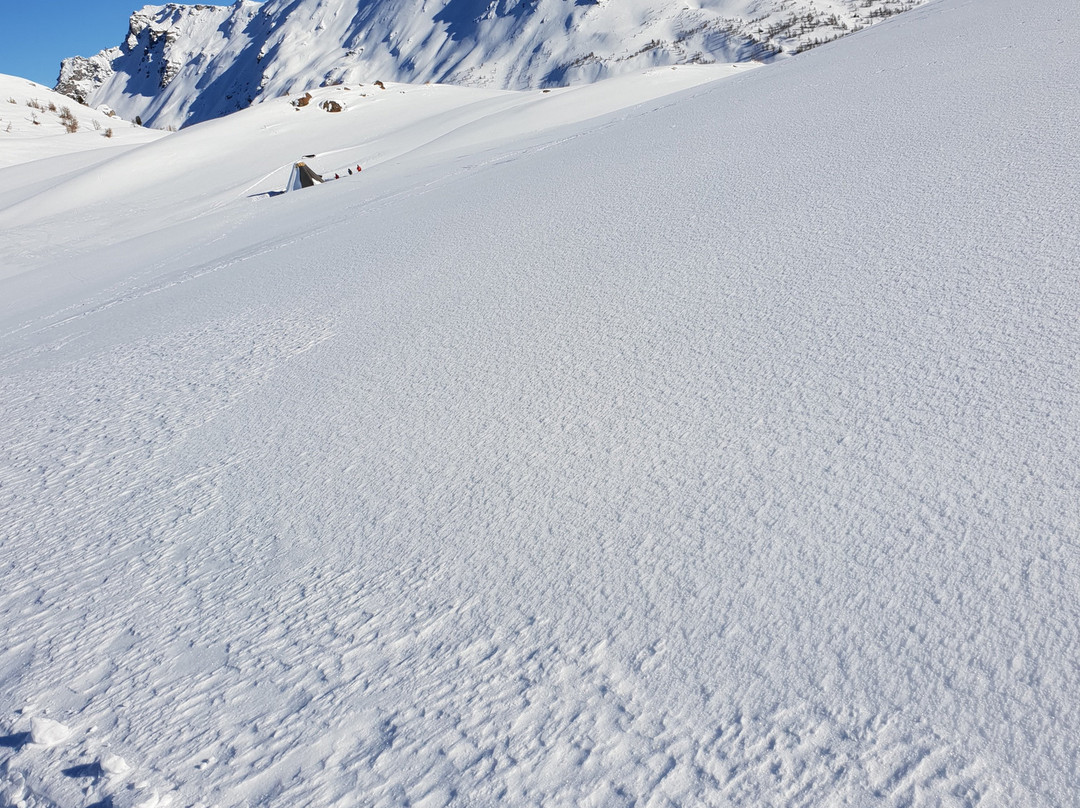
[0,74,161,169]
[2,0,1079,805]
[56,0,925,129]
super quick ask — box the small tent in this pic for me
[286,161,324,191]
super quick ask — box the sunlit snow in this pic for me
[0,76,162,170]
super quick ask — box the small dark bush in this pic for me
[59,106,79,133]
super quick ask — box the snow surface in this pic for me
[2,0,1079,805]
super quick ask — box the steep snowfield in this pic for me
[2,0,1079,805]
[57,0,924,129]
[0,74,162,169]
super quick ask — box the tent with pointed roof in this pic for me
[286,161,324,191]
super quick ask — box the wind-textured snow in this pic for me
[56,0,925,129]
[2,0,1079,806]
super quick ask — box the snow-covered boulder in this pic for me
[29,717,71,746]
[100,751,131,775]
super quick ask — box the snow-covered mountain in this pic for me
[56,0,924,129]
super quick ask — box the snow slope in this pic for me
[0,62,751,314]
[56,0,924,129]
[2,0,1079,805]
[0,74,162,169]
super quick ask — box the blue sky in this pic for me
[0,1,234,86]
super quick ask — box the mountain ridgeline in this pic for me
[56,0,924,129]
